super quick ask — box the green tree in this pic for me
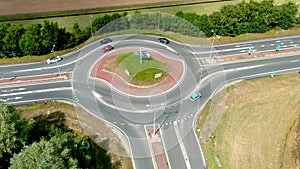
[41,20,61,53]
[0,102,34,168]
[2,24,25,57]
[0,24,9,58]
[9,137,79,169]
[19,24,43,55]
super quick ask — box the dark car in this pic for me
[101,45,113,53]
[157,37,170,44]
[99,38,112,45]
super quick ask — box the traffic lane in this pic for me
[215,35,300,50]
[1,87,73,105]
[224,58,300,82]
[92,64,198,112]
[220,54,300,71]
[161,125,187,169]
[188,35,300,57]
[0,80,71,92]
[178,118,206,169]
[1,61,75,79]
[127,127,155,169]
[70,82,156,169]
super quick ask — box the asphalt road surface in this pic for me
[1,34,300,169]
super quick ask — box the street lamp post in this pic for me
[210,30,217,63]
[51,45,61,76]
[89,15,94,38]
[139,47,142,64]
[51,45,56,57]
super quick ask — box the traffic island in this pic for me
[215,47,300,63]
[91,48,184,96]
[147,128,169,169]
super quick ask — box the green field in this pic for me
[196,73,300,169]
[105,52,171,86]
[3,0,299,32]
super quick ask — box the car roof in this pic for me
[191,92,201,98]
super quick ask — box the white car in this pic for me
[47,56,63,64]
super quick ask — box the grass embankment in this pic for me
[196,73,300,169]
[19,101,133,169]
[105,52,171,86]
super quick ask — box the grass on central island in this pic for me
[105,52,171,86]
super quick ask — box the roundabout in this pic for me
[1,32,300,169]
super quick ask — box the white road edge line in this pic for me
[159,128,172,169]
[173,121,192,169]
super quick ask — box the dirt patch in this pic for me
[0,0,184,16]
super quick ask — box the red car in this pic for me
[102,45,113,53]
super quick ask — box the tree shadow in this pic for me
[90,137,122,169]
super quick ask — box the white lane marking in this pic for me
[226,64,265,72]
[91,90,102,99]
[0,87,72,97]
[290,41,294,43]
[192,46,249,54]
[1,97,23,102]
[261,45,265,47]
[290,60,299,63]
[173,121,192,169]
[270,44,274,46]
[12,67,46,73]
[1,87,26,93]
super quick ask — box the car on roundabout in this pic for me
[46,56,63,64]
[101,45,114,53]
[190,92,202,101]
[158,37,170,44]
[99,38,112,45]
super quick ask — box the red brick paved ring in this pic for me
[90,48,184,97]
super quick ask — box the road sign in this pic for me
[135,50,148,57]
[154,73,162,78]
[142,50,147,56]
[271,71,276,78]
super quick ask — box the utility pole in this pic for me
[210,30,217,63]
[51,44,61,75]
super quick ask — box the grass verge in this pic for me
[196,73,300,169]
[105,52,171,86]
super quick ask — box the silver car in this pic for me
[47,56,63,64]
